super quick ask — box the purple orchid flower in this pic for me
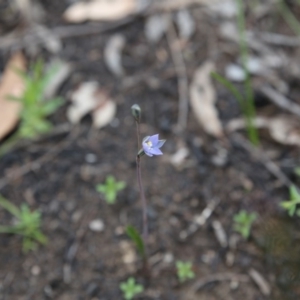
[142,134,166,157]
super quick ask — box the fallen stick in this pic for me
[232,133,295,188]
[261,85,300,118]
[248,268,271,296]
[0,127,79,190]
[192,272,249,292]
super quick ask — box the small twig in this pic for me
[0,127,78,191]
[0,16,138,51]
[258,32,300,47]
[192,272,249,292]
[212,219,228,248]
[0,123,72,156]
[63,208,96,284]
[260,85,300,119]
[166,18,189,132]
[248,268,271,296]
[179,198,219,241]
[232,133,295,188]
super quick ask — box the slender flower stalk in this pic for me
[131,104,148,241]
[131,104,149,274]
[131,104,166,275]
[136,155,148,241]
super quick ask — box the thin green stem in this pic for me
[236,0,259,146]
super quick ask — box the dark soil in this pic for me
[0,1,300,300]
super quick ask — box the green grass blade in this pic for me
[126,225,145,258]
[211,72,245,106]
[0,196,21,218]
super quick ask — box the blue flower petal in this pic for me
[149,134,159,145]
[149,148,163,155]
[156,140,166,148]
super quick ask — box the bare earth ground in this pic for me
[0,1,300,299]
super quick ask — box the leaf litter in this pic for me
[0,52,26,140]
[104,34,126,77]
[227,116,300,147]
[67,82,116,129]
[63,0,140,23]
[189,61,224,138]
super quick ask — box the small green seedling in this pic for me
[176,261,195,283]
[0,195,47,252]
[96,175,126,204]
[233,210,257,239]
[1,60,64,156]
[280,185,300,217]
[120,277,144,300]
[11,60,63,139]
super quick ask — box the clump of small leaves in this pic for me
[11,59,63,139]
[96,175,126,204]
[280,185,300,217]
[0,60,64,156]
[0,195,47,252]
[176,261,195,283]
[120,277,144,300]
[233,210,257,239]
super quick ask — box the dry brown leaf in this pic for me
[104,34,126,77]
[67,82,116,129]
[0,52,26,140]
[63,0,137,23]
[189,61,223,137]
[227,116,300,146]
[93,99,116,129]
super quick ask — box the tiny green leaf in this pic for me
[0,195,47,252]
[233,210,257,239]
[96,176,126,204]
[176,260,195,283]
[120,277,144,300]
[280,185,300,217]
[126,225,145,258]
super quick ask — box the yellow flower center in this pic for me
[146,140,152,147]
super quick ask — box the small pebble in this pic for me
[85,153,97,164]
[31,265,41,276]
[89,219,105,232]
[120,241,136,264]
[230,280,239,290]
[225,64,246,82]
[115,226,124,235]
[71,210,82,223]
[201,250,217,265]
[163,252,174,264]
[226,251,235,267]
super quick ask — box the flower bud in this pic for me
[131,104,141,123]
